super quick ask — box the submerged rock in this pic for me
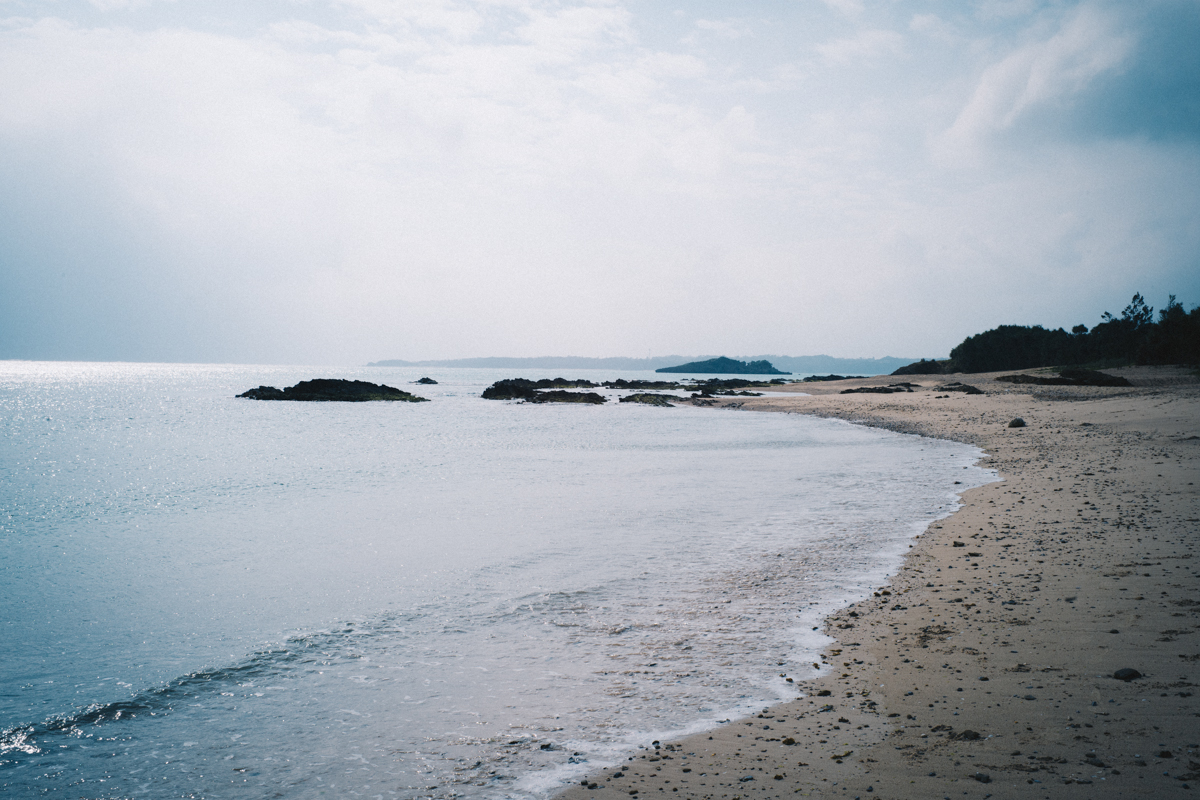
[237,378,429,402]
[415,377,438,384]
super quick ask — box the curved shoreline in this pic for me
[557,366,1200,799]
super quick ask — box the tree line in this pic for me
[899,294,1200,374]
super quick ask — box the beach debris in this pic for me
[1008,417,1027,428]
[953,730,982,741]
[1113,668,1143,681]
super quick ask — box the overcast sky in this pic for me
[1,0,1197,364]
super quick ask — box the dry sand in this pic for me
[559,366,1200,800]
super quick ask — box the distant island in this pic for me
[368,354,920,374]
[656,356,788,375]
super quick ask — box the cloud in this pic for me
[0,1,1196,363]
[943,5,1132,154]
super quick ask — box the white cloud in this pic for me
[0,1,1195,363]
[943,5,1133,154]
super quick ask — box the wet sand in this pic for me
[559,366,1200,799]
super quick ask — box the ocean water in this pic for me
[0,362,995,799]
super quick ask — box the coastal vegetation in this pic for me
[895,293,1200,374]
[656,356,789,375]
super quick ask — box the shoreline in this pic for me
[558,365,1199,799]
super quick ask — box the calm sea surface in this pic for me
[0,362,994,799]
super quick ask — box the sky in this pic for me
[1,0,1198,365]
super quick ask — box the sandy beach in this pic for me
[559,366,1200,800]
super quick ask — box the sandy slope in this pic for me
[558,366,1200,800]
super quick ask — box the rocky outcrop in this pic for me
[802,374,864,382]
[237,379,429,402]
[656,356,789,375]
[602,379,686,390]
[618,393,677,406]
[938,382,984,395]
[840,383,917,394]
[481,379,606,403]
[526,390,607,404]
[995,369,1132,387]
[891,358,952,375]
[415,377,438,384]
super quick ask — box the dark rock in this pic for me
[656,356,789,375]
[526,390,607,405]
[802,374,865,382]
[482,379,540,400]
[939,382,983,395]
[1158,750,1173,759]
[237,379,429,402]
[1058,368,1133,387]
[1113,668,1142,681]
[972,772,992,784]
[839,385,910,394]
[1008,417,1026,428]
[891,358,951,375]
[238,385,286,400]
[954,730,982,741]
[415,377,438,384]
[994,373,1077,386]
[995,369,1133,387]
[482,378,601,400]
[619,393,677,407]
[603,379,685,390]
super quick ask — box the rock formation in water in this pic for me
[481,379,607,403]
[481,378,602,401]
[618,393,677,406]
[237,379,429,402]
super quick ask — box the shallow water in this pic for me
[0,362,994,798]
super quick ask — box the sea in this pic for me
[0,361,995,799]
